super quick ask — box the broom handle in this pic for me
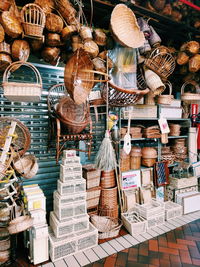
[106,53,109,131]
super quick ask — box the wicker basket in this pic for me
[8,216,33,234]
[2,61,42,102]
[21,4,46,38]
[157,81,174,105]
[144,46,176,80]
[0,0,11,11]
[13,154,38,179]
[0,41,10,55]
[181,81,200,103]
[100,187,118,208]
[101,170,116,188]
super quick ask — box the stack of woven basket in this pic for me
[143,125,161,139]
[169,124,181,136]
[161,146,175,165]
[171,138,187,162]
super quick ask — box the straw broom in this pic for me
[95,54,117,171]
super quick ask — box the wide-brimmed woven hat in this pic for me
[110,4,145,48]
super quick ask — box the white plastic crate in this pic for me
[63,150,77,158]
[57,179,86,195]
[54,190,86,206]
[54,201,87,220]
[49,223,98,262]
[50,212,89,238]
[163,201,183,220]
[135,199,163,219]
[29,209,46,225]
[60,164,82,182]
[62,156,80,165]
[147,212,165,229]
[121,211,147,236]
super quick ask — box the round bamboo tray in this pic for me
[100,187,118,208]
[101,170,116,188]
[45,13,63,33]
[11,40,30,62]
[1,11,23,38]
[64,48,94,105]
[110,4,145,48]
[13,154,38,179]
[8,216,33,234]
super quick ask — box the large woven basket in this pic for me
[144,46,176,80]
[21,4,46,37]
[64,48,94,105]
[2,61,42,102]
[8,216,33,234]
[13,154,38,179]
[110,4,145,48]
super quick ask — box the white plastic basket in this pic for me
[50,212,89,238]
[57,179,86,195]
[147,212,165,229]
[135,199,163,219]
[62,156,80,165]
[49,223,98,262]
[60,164,82,182]
[54,201,87,220]
[121,211,147,236]
[169,176,197,189]
[163,201,182,221]
[54,190,86,206]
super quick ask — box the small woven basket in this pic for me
[157,81,174,105]
[8,216,33,234]
[21,4,46,37]
[181,81,200,103]
[13,154,38,179]
[144,46,176,80]
[2,61,42,102]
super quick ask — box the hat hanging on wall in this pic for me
[110,4,145,48]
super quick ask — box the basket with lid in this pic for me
[2,61,42,102]
[141,147,157,167]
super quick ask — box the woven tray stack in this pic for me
[172,139,187,162]
[130,126,143,139]
[161,146,175,165]
[169,124,181,136]
[143,125,161,139]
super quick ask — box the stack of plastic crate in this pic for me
[49,150,98,262]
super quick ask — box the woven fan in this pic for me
[64,48,94,105]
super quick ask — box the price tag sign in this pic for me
[158,117,170,134]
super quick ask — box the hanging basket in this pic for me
[21,4,46,38]
[2,61,42,102]
[144,46,176,80]
[181,81,200,103]
[157,81,174,105]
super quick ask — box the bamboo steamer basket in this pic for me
[11,40,30,62]
[56,96,90,134]
[64,48,94,105]
[13,154,38,179]
[21,4,46,38]
[83,40,99,58]
[45,13,63,33]
[0,250,9,263]
[100,187,118,208]
[80,26,93,41]
[0,237,10,251]
[157,81,174,105]
[71,35,83,52]
[181,81,200,103]
[61,25,77,42]
[189,54,200,73]
[101,170,116,188]
[0,0,11,12]
[34,0,55,14]
[42,47,60,63]
[8,216,33,234]
[92,57,106,73]
[46,33,61,47]
[144,69,166,95]
[0,54,11,72]
[0,25,4,43]
[94,28,107,46]
[0,41,10,55]
[1,11,23,38]
[110,4,145,48]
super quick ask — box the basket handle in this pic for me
[161,81,173,95]
[3,61,42,86]
[181,81,199,95]
[108,79,150,95]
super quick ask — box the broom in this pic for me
[95,54,117,171]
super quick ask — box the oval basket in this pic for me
[144,46,176,80]
[2,61,42,102]
[181,81,200,103]
[21,4,46,37]
[8,216,33,235]
[13,154,38,179]
[157,81,174,105]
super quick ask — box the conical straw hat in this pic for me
[110,4,145,48]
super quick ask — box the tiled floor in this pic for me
[13,211,200,267]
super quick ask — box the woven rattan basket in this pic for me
[2,61,42,102]
[13,155,38,179]
[157,81,174,105]
[101,170,116,188]
[100,187,118,208]
[21,4,46,38]
[8,216,33,234]
[144,46,176,80]
[181,81,200,103]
